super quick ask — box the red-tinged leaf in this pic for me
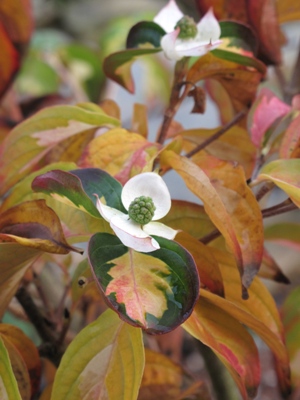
[160,200,215,239]
[183,294,260,400]
[248,88,291,148]
[247,0,282,65]
[0,243,39,318]
[78,128,159,185]
[103,48,161,93]
[195,0,248,21]
[264,222,300,251]
[132,103,148,138]
[0,199,81,254]
[205,79,235,124]
[259,247,290,283]
[0,103,119,196]
[88,233,199,334]
[139,348,206,400]
[187,52,265,112]
[0,0,33,99]
[255,159,300,207]
[162,151,263,298]
[50,309,145,400]
[279,112,300,158]
[210,248,291,395]
[178,125,256,179]
[175,231,224,296]
[277,0,300,23]
[0,337,22,399]
[0,324,41,397]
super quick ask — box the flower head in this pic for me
[96,172,177,253]
[154,0,222,61]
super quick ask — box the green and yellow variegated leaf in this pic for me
[264,222,300,251]
[50,309,144,400]
[0,103,119,195]
[88,233,199,334]
[0,336,22,400]
[255,159,300,207]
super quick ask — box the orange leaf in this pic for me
[162,151,264,298]
[279,112,300,159]
[184,294,260,399]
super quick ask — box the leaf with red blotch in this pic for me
[0,0,33,99]
[248,88,291,148]
[184,293,260,400]
[161,151,264,299]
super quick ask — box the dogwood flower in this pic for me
[154,0,222,61]
[96,172,177,253]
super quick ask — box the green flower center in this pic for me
[174,16,197,39]
[128,196,156,225]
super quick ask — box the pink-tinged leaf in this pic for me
[0,104,119,196]
[255,159,300,207]
[0,243,39,318]
[259,247,290,283]
[210,248,291,396]
[88,233,199,334]
[248,88,291,148]
[264,222,300,251]
[78,128,159,185]
[178,125,256,179]
[50,309,145,400]
[162,151,264,298]
[183,293,260,399]
[279,112,300,158]
[103,48,161,93]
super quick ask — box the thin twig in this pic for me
[262,198,297,218]
[185,109,247,159]
[199,229,220,245]
[255,182,275,202]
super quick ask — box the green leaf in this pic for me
[0,336,22,400]
[88,233,199,334]
[50,309,144,400]
[212,49,266,74]
[103,48,161,93]
[126,21,165,49]
[32,168,125,217]
[264,222,300,250]
[0,103,120,196]
[219,21,258,54]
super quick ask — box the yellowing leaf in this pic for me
[132,103,148,138]
[0,243,39,318]
[0,337,22,400]
[0,199,81,254]
[179,125,256,179]
[78,128,158,184]
[255,159,300,207]
[0,103,119,195]
[50,309,145,400]
[183,295,260,400]
[162,151,263,298]
[277,0,300,22]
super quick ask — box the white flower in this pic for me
[154,0,222,61]
[96,172,177,252]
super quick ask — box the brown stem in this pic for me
[262,198,297,218]
[156,58,190,145]
[185,109,247,159]
[200,228,220,244]
[255,182,275,202]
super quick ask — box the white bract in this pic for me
[154,0,222,61]
[96,172,177,253]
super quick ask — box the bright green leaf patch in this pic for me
[0,337,22,400]
[88,233,199,334]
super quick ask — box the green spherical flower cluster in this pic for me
[128,196,156,225]
[175,16,197,39]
